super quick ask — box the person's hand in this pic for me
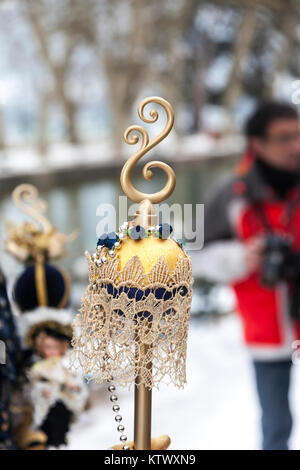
[244,237,264,273]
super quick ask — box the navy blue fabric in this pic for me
[40,400,73,447]
[106,283,188,301]
[0,269,21,449]
[14,263,69,312]
[253,359,292,450]
[105,283,187,322]
[0,272,21,382]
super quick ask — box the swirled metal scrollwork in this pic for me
[12,184,52,233]
[121,96,176,204]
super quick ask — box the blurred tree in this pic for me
[0,112,5,151]
[0,0,299,152]
[79,0,201,151]
[20,0,202,153]
[24,0,80,147]
[222,6,257,114]
[209,0,300,125]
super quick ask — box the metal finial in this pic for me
[120,96,176,204]
[7,184,77,262]
[12,184,52,233]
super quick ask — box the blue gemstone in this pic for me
[158,223,173,239]
[106,232,119,249]
[97,232,119,249]
[128,225,146,240]
[97,233,108,246]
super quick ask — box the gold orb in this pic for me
[118,237,185,274]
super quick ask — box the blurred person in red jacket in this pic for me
[193,102,300,450]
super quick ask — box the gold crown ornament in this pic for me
[6,184,77,264]
[71,97,193,450]
[6,184,76,340]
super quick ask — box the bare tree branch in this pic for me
[24,0,79,145]
[222,7,257,113]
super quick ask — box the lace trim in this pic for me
[71,249,193,389]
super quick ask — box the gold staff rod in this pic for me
[134,344,152,450]
[121,97,176,450]
[132,201,157,450]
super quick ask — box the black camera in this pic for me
[257,228,300,320]
[261,234,300,320]
[261,234,292,287]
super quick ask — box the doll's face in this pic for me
[36,332,69,359]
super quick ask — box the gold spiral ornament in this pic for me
[12,183,52,233]
[120,96,176,204]
[7,184,77,263]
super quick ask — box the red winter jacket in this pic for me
[193,152,300,360]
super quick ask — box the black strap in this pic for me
[247,187,300,235]
[251,199,272,233]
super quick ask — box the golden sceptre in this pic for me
[71,97,193,450]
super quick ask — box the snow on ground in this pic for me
[0,134,244,179]
[67,314,300,450]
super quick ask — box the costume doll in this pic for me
[5,183,88,449]
[25,319,88,448]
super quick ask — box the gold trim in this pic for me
[57,267,71,309]
[34,259,48,307]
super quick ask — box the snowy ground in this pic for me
[67,314,300,450]
[0,134,244,180]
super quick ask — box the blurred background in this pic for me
[1,0,300,449]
